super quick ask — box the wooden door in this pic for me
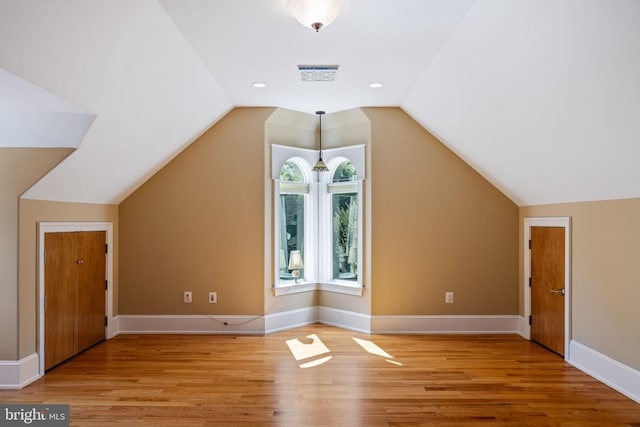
[77,231,106,352]
[530,226,565,356]
[44,231,106,370]
[44,233,79,370]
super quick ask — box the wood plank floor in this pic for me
[1,324,639,426]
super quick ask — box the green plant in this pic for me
[334,199,357,249]
[333,204,351,255]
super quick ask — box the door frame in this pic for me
[524,217,571,361]
[37,222,114,375]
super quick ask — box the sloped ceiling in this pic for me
[404,0,640,206]
[0,0,232,203]
[1,0,639,206]
[0,68,95,149]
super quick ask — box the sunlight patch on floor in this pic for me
[285,334,402,368]
[353,337,402,366]
[299,355,333,369]
[286,334,330,361]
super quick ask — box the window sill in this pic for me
[318,282,364,296]
[273,281,364,297]
[273,282,316,296]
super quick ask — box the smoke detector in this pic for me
[298,65,339,82]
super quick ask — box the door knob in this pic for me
[76,259,84,265]
[550,288,565,295]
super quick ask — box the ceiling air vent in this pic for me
[298,65,339,82]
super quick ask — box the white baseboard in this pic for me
[317,306,371,333]
[0,353,40,389]
[115,312,522,336]
[116,315,265,335]
[115,308,357,336]
[569,340,640,404]
[517,315,529,339]
[370,314,520,334]
[265,307,318,333]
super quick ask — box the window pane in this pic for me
[280,161,305,183]
[280,193,305,280]
[332,161,357,183]
[332,193,357,281]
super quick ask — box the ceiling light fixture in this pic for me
[252,82,267,88]
[312,111,329,172]
[286,0,346,32]
[369,82,384,88]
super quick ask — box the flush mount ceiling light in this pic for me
[312,111,329,172]
[252,82,267,88]
[287,0,346,32]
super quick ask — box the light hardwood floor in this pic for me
[1,324,639,426]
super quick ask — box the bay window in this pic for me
[272,144,364,294]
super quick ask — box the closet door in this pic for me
[44,231,106,370]
[77,231,106,352]
[44,233,79,370]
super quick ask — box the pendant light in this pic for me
[312,111,329,172]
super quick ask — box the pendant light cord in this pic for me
[319,112,323,158]
[312,111,329,172]
[316,110,325,160]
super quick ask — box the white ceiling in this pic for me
[0,68,95,148]
[160,0,475,114]
[0,0,232,203]
[1,0,639,206]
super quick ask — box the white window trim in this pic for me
[271,144,366,297]
[273,157,316,287]
[271,144,365,181]
[274,282,364,297]
[319,157,363,288]
[273,282,317,296]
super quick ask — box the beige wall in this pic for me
[363,108,519,315]
[0,148,73,360]
[119,107,376,318]
[119,108,275,315]
[119,107,518,321]
[520,198,640,370]
[17,199,118,358]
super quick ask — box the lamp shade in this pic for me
[286,0,346,31]
[312,157,329,172]
[288,250,304,270]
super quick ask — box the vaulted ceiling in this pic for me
[1,0,639,206]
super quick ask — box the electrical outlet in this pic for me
[445,291,454,304]
[184,291,192,303]
[208,292,217,304]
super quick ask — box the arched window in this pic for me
[329,161,358,281]
[280,160,305,183]
[278,159,309,281]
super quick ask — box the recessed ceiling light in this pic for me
[252,82,267,88]
[369,83,384,88]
